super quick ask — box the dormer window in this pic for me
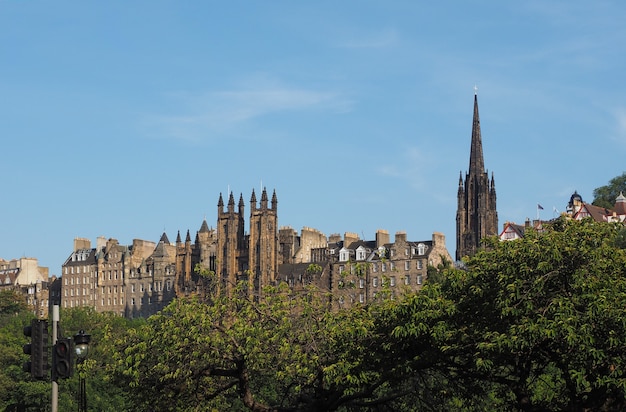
[339,247,349,262]
[417,243,426,256]
[356,246,366,261]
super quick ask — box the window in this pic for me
[339,265,344,274]
[417,243,426,255]
[373,277,378,287]
[359,278,365,289]
[359,293,364,303]
[131,284,135,293]
[382,263,386,272]
[390,262,395,271]
[390,276,396,287]
[405,248,409,256]
[372,263,378,273]
[404,261,410,271]
[131,298,135,305]
[417,275,423,285]
[404,275,410,285]
[339,248,349,262]
[417,260,423,270]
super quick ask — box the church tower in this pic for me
[216,192,246,295]
[248,188,278,296]
[456,93,498,261]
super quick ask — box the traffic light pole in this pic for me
[51,305,59,412]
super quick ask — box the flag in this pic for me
[537,204,544,210]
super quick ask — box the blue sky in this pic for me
[2,1,626,275]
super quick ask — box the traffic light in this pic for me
[52,338,73,381]
[22,319,48,379]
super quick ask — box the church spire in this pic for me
[456,91,498,261]
[469,94,485,175]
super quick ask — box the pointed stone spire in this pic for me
[250,189,257,210]
[261,187,268,209]
[228,192,235,212]
[218,193,224,213]
[159,232,170,245]
[185,229,191,243]
[469,94,485,175]
[176,230,182,244]
[238,193,245,214]
[199,219,210,233]
[271,189,277,211]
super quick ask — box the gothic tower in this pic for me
[248,188,278,296]
[216,192,246,295]
[456,93,498,261]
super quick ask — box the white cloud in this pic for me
[141,81,354,142]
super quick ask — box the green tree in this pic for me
[592,172,626,209]
[426,218,626,410]
[56,306,144,411]
[0,297,49,411]
[106,282,432,411]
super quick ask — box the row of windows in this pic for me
[338,260,424,274]
[130,296,155,305]
[64,276,90,285]
[347,274,423,289]
[129,281,172,293]
[101,297,124,306]
[338,244,427,262]
[64,288,91,297]
[64,266,91,275]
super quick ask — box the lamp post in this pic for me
[73,330,91,412]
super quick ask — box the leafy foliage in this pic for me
[592,172,626,209]
[431,218,626,410]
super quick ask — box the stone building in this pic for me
[216,188,278,297]
[309,230,452,310]
[279,226,328,265]
[456,93,498,261]
[59,187,453,316]
[0,257,51,318]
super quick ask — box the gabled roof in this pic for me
[573,203,613,222]
[499,222,526,240]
